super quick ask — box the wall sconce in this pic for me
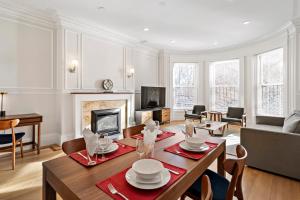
[0,91,7,117]
[69,59,79,73]
[127,68,135,78]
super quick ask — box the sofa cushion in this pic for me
[248,124,283,132]
[283,112,300,133]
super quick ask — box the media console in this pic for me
[135,107,170,125]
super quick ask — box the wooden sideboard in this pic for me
[0,113,43,154]
[135,108,170,124]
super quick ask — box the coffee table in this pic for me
[194,121,228,136]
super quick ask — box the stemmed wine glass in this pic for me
[86,140,97,166]
[136,139,145,159]
[154,120,160,130]
[98,133,111,161]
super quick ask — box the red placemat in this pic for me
[69,142,135,167]
[96,161,186,200]
[164,141,218,160]
[131,131,176,142]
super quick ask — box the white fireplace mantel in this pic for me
[73,93,135,138]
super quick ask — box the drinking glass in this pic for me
[154,120,160,130]
[86,140,97,166]
[136,139,145,159]
[98,133,111,161]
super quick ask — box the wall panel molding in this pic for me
[0,17,54,90]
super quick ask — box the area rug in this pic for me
[162,124,240,156]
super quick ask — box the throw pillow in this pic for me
[283,112,300,133]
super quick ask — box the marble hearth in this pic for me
[73,92,135,139]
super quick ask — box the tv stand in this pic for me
[135,108,170,124]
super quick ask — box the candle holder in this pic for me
[0,92,7,117]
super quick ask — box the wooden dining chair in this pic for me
[181,145,247,200]
[201,175,213,200]
[122,124,145,138]
[0,119,24,170]
[62,138,86,155]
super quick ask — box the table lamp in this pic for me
[0,92,7,117]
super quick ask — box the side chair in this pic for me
[181,145,248,200]
[62,138,86,155]
[0,119,25,170]
[221,107,246,128]
[185,105,208,123]
[123,124,145,138]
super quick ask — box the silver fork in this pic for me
[175,150,191,157]
[107,183,129,200]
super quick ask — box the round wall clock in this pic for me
[102,79,113,91]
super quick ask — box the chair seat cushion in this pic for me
[185,114,202,119]
[0,132,25,145]
[221,117,242,123]
[187,169,229,200]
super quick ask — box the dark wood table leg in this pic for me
[43,167,56,200]
[217,144,226,177]
[37,123,41,154]
[32,124,36,150]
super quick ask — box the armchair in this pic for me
[221,107,246,127]
[185,105,208,123]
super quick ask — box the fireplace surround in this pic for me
[91,108,121,135]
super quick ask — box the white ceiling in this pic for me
[7,0,294,51]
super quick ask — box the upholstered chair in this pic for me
[185,105,208,123]
[221,107,246,127]
[181,145,248,200]
[0,119,25,170]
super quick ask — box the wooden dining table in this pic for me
[43,133,226,200]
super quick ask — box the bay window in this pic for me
[172,63,197,110]
[256,48,284,116]
[209,59,240,112]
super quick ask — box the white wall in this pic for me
[162,27,297,124]
[0,4,160,146]
[0,7,59,146]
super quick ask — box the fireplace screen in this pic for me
[91,108,121,135]
[97,115,118,132]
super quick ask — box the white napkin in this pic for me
[144,119,156,132]
[82,128,98,156]
[142,129,158,144]
[185,121,194,137]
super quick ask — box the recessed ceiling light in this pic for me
[170,40,176,44]
[159,1,166,6]
[97,6,105,11]
[243,21,251,25]
[143,28,150,32]
[140,40,148,44]
[213,41,219,46]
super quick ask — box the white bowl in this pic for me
[132,159,164,180]
[185,137,205,149]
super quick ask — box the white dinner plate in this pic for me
[179,141,209,152]
[135,174,162,184]
[141,129,163,135]
[95,143,119,154]
[125,168,171,190]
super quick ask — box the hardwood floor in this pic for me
[1,124,299,200]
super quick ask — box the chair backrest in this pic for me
[227,107,244,119]
[123,124,145,138]
[193,105,206,115]
[0,119,20,131]
[224,145,248,200]
[201,175,213,200]
[62,138,86,155]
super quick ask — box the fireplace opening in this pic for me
[91,108,121,135]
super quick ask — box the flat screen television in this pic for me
[141,86,166,109]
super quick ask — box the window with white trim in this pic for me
[257,48,284,116]
[173,63,197,110]
[209,59,240,112]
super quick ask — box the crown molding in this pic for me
[0,0,55,29]
[164,21,294,55]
